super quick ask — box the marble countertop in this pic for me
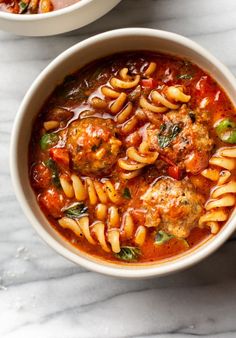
[1,0,236,337]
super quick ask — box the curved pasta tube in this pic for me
[127,146,159,164]
[78,216,96,245]
[107,229,120,253]
[165,86,191,103]
[219,146,236,158]
[58,207,147,254]
[140,96,168,113]
[120,169,143,180]
[211,181,236,199]
[144,62,157,77]
[200,146,236,233]
[110,74,140,89]
[121,212,134,239]
[121,115,139,135]
[60,176,74,198]
[91,97,107,109]
[58,217,83,237]
[199,209,228,226]
[95,203,108,221]
[110,92,127,114]
[92,221,110,252]
[118,159,146,171]
[118,143,158,178]
[116,102,133,124]
[68,175,121,205]
[108,206,120,228]
[151,90,179,110]
[201,168,220,181]
[134,226,147,246]
[119,67,132,81]
[205,194,236,210]
[206,221,220,234]
[103,180,121,204]
[218,170,231,185]
[101,86,120,99]
[71,174,87,201]
[44,120,59,131]
[209,156,236,171]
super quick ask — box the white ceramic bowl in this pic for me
[10,28,236,278]
[0,0,121,36]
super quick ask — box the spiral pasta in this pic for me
[58,208,146,253]
[118,141,159,179]
[60,174,121,205]
[140,86,190,113]
[199,146,236,233]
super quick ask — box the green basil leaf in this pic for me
[155,231,173,245]
[44,158,61,188]
[123,187,131,199]
[64,203,88,219]
[40,133,58,150]
[157,123,182,148]
[19,1,28,13]
[115,246,140,261]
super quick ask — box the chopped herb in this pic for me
[64,203,88,219]
[115,246,140,261]
[177,74,193,80]
[189,112,196,123]
[123,187,131,199]
[45,158,61,188]
[40,133,58,150]
[19,1,28,13]
[157,123,182,148]
[155,230,189,248]
[155,231,173,245]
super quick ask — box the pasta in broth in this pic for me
[29,52,236,263]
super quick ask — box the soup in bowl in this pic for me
[10,28,236,278]
[0,0,121,36]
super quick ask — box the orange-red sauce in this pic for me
[29,52,236,264]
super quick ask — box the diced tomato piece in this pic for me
[39,188,65,218]
[141,78,157,89]
[31,163,51,189]
[185,151,209,175]
[160,155,176,167]
[167,165,182,180]
[50,147,70,167]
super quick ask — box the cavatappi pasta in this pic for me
[29,52,236,264]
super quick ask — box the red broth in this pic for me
[29,52,236,264]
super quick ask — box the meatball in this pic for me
[141,177,204,238]
[66,117,121,176]
[144,105,213,174]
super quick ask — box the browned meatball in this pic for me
[144,105,213,174]
[66,117,122,176]
[141,177,204,238]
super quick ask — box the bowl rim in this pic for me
[0,0,93,21]
[10,27,236,278]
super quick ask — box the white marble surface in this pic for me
[1,0,236,337]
